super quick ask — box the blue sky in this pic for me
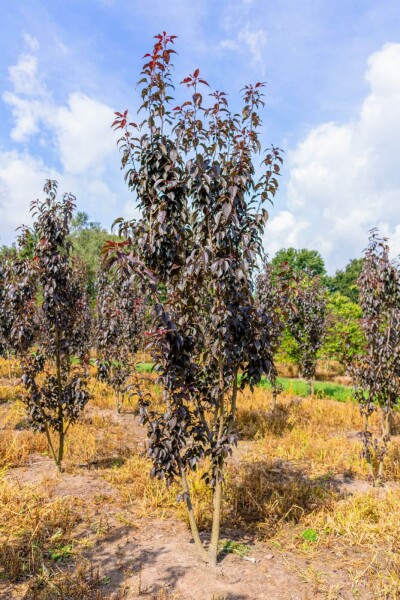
[1,0,400,272]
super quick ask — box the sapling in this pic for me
[256,262,290,410]
[287,272,327,394]
[350,230,400,483]
[105,33,281,565]
[6,181,91,471]
[95,267,144,413]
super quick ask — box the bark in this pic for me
[54,327,65,472]
[180,466,208,563]
[209,350,225,566]
[271,389,277,411]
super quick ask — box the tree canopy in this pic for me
[271,247,327,278]
[69,211,117,298]
[327,258,362,303]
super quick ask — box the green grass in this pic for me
[257,376,354,403]
[135,362,354,403]
[136,362,155,373]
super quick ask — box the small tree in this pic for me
[106,33,281,565]
[350,230,400,483]
[6,181,91,471]
[256,262,290,409]
[95,267,144,413]
[0,256,9,358]
[287,272,327,393]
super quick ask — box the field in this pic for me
[1,358,400,600]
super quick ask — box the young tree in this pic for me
[95,267,144,413]
[287,273,327,393]
[0,257,9,358]
[105,33,281,565]
[5,181,91,471]
[256,262,290,409]
[350,230,400,483]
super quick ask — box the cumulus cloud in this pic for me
[52,93,116,174]
[221,24,267,73]
[3,39,116,174]
[0,37,125,244]
[266,42,400,272]
[264,210,310,257]
[0,151,60,238]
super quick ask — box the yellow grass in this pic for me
[1,358,400,597]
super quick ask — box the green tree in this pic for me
[272,247,326,278]
[321,292,364,368]
[327,258,362,303]
[69,211,117,298]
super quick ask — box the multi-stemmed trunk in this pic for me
[181,372,238,566]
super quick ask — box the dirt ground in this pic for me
[0,432,382,598]
[1,460,376,600]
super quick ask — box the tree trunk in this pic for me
[7,350,12,381]
[116,391,123,414]
[209,476,222,566]
[180,466,208,563]
[54,328,64,472]
[363,412,375,482]
[381,404,392,438]
[57,430,65,472]
[271,389,277,411]
[208,350,225,567]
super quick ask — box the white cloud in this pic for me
[221,24,267,73]
[266,43,400,272]
[3,40,116,175]
[8,51,46,96]
[52,93,116,174]
[264,210,310,256]
[0,37,127,245]
[23,33,39,53]
[0,151,60,241]
[2,93,50,141]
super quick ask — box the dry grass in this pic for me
[103,453,213,529]
[0,476,83,581]
[289,490,400,599]
[21,561,129,600]
[236,387,400,481]
[1,358,400,597]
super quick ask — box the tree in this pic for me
[69,211,118,299]
[95,267,144,413]
[287,273,327,393]
[350,230,400,483]
[272,248,326,278]
[256,262,290,409]
[321,292,364,369]
[0,257,8,356]
[5,181,91,471]
[105,33,281,565]
[327,258,362,303]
